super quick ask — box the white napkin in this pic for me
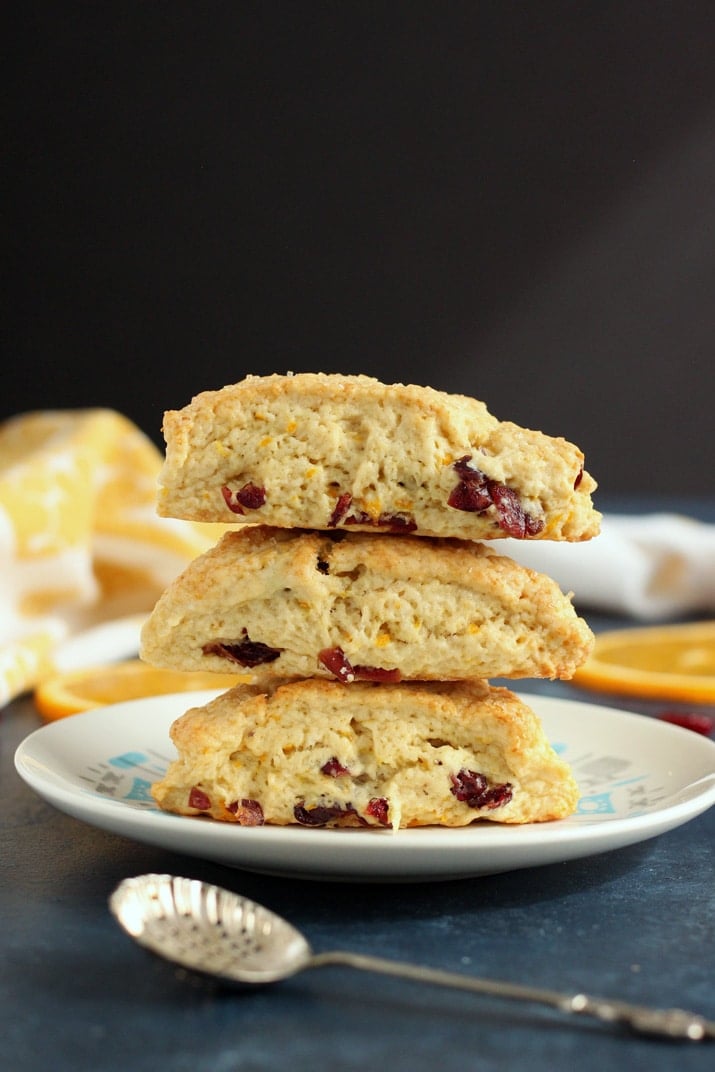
[500,513,715,620]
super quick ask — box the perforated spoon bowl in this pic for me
[110,874,714,1042]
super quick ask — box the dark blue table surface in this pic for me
[3,498,714,1072]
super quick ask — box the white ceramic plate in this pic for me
[14,691,715,882]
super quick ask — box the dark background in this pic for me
[5,2,715,495]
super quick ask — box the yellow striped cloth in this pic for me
[0,408,224,706]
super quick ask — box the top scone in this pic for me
[157,373,600,541]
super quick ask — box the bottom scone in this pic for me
[152,678,579,829]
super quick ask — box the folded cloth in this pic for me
[0,409,226,707]
[500,513,715,620]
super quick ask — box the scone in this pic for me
[151,678,579,828]
[140,526,593,683]
[157,373,600,541]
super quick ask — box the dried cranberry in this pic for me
[447,457,493,512]
[221,484,242,514]
[328,492,416,532]
[450,768,487,802]
[452,456,485,481]
[342,506,368,525]
[657,711,715,736]
[203,632,282,667]
[488,484,544,539]
[318,646,355,683]
[449,769,513,810]
[447,481,490,512]
[523,513,546,536]
[221,482,266,514]
[390,514,417,532]
[365,797,391,827]
[227,798,265,825]
[328,492,353,527]
[354,665,402,683]
[447,456,543,537]
[318,647,401,684]
[320,757,351,777]
[188,786,211,811]
[293,802,364,827]
[479,783,514,809]
[238,483,266,509]
[379,512,416,533]
[487,484,526,537]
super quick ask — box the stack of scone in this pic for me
[141,373,600,830]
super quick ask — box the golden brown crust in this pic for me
[151,678,579,828]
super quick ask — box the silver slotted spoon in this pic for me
[109,874,714,1042]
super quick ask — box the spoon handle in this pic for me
[309,951,714,1041]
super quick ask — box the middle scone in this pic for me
[140,525,593,683]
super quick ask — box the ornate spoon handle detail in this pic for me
[310,951,715,1041]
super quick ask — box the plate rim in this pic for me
[14,690,715,880]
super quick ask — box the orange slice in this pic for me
[572,620,715,703]
[34,660,249,721]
